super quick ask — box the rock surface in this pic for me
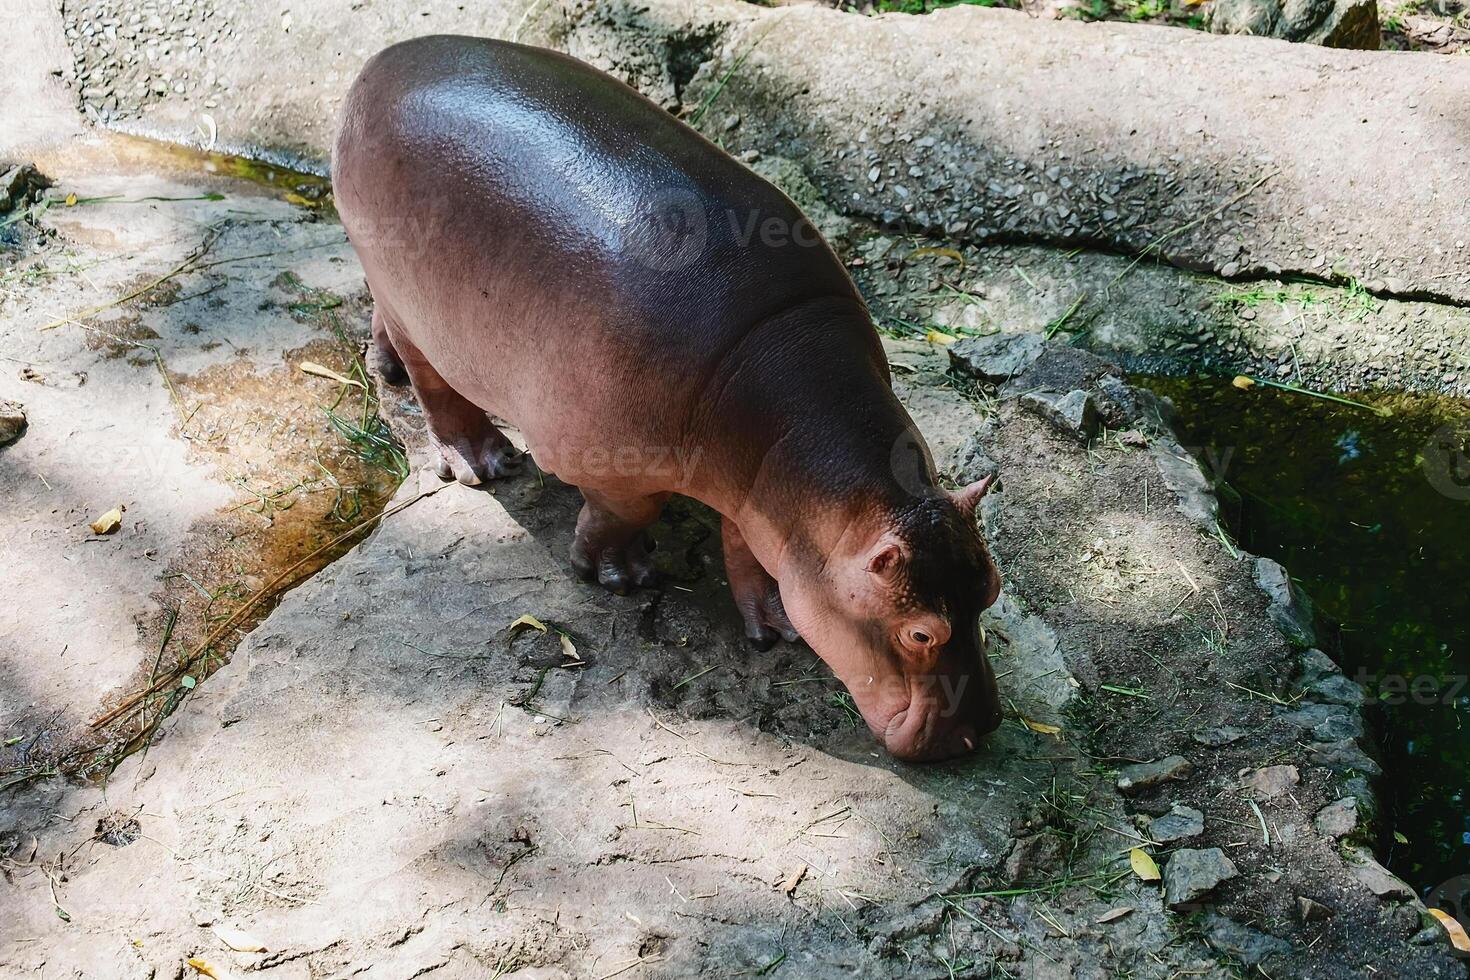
[0,400,25,446]
[1244,764,1301,800]
[1165,848,1240,910]
[1118,755,1195,793]
[1315,797,1360,838]
[1019,388,1102,441]
[948,332,1045,383]
[1210,0,1380,48]
[1255,557,1317,648]
[1150,805,1206,843]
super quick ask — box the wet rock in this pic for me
[947,331,1044,383]
[1306,672,1367,707]
[1313,797,1359,838]
[1164,848,1239,910]
[1192,725,1247,748]
[1020,389,1101,441]
[1202,913,1291,966]
[1298,896,1335,923]
[0,400,26,446]
[1210,0,1379,49]
[1279,703,1363,742]
[1149,805,1205,843]
[1243,764,1299,800]
[1153,448,1219,527]
[1347,848,1414,901]
[1118,755,1193,793]
[1310,740,1383,778]
[1254,557,1317,648]
[1296,648,1339,685]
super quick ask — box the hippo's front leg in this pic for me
[722,518,801,650]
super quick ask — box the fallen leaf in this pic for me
[1022,717,1062,736]
[924,329,957,345]
[298,361,364,389]
[90,506,123,534]
[558,632,581,662]
[777,864,807,896]
[1129,847,1161,882]
[213,925,267,953]
[1232,375,1256,390]
[1096,907,1134,923]
[188,959,226,980]
[180,675,197,690]
[1429,909,1470,953]
[902,246,966,270]
[65,192,77,207]
[508,614,548,634]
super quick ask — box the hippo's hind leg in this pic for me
[370,307,409,386]
[722,517,800,650]
[380,315,521,485]
[571,489,668,595]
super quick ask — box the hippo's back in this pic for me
[334,37,863,417]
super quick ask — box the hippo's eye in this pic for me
[911,630,931,645]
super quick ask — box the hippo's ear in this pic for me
[951,474,996,519]
[865,535,909,585]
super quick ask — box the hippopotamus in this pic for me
[333,35,1004,760]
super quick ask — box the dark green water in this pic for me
[1143,375,1470,894]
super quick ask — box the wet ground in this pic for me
[1148,375,1470,894]
[0,136,401,787]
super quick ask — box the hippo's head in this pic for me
[780,477,1004,761]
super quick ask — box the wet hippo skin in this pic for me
[333,36,1003,760]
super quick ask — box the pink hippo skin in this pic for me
[333,36,1003,760]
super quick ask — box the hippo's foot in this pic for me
[429,422,523,486]
[372,343,409,386]
[722,517,801,651]
[736,580,800,652]
[570,489,669,595]
[369,306,410,386]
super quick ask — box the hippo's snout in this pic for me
[879,660,1003,762]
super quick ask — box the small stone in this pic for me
[1164,848,1239,910]
[1202,912,1291,966]
[1117,755,1194,793]
[1019,389,1101,442]
[1254,557,1316,648]
[1192,725,1247,747]
[1297,896,1335,923]
[1347,848,1414,901]
[1306,672,1366,707]
[0,399,26,445]
[1309,740,1382,778]
[1279,702,1363,742]
[1313,797,1359,838]
[1243,764,1299,800]
[1149,805,1205,843]
[947,332,1045,383]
